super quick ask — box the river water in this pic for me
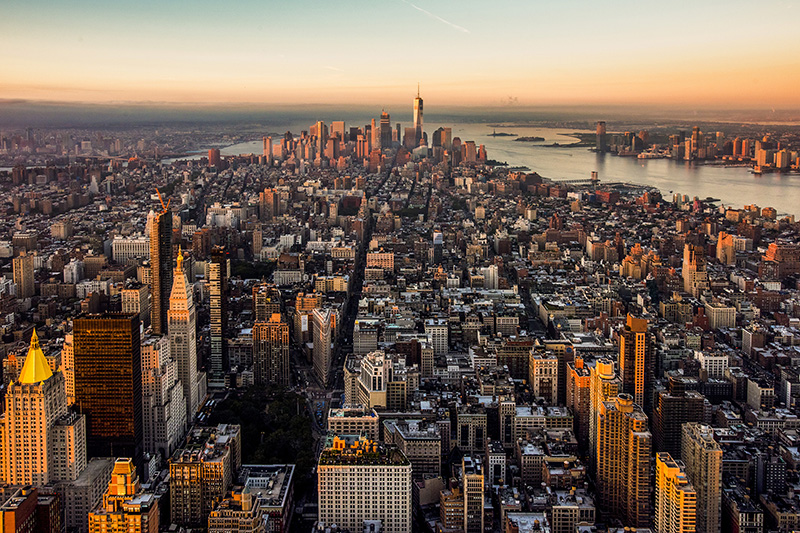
[166,122,799,218]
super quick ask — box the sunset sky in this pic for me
[2,0,799,108]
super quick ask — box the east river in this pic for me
[175,122,799,218]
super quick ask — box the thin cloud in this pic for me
[401,0,470,33]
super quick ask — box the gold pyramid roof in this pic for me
[18,329,53,384]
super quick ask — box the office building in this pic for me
[208,148,221,168]
[596,394,651,527]
[208,488,264,533]
[550,489,595,533]
[655,452,697,533]
[619,314,654,411]
[252,313,290,387]
[168,249,200,421]
[1,329,87,486]
[682,423,722,533]
[239,464,295,533]
[596,121,607,152]
[327,407,380,440]
[121,284,150,329]
[380,111,392,149]
[312,308,335,387]
[88,458,159,533]
[61,457,115,533]
[169,424,241,527]
[356,351,418,411]
[413,86,423,144]
[317,435,411,533]
[496,338,534,380]
[209,245,229,386]
[73,313,143,462]
[384,419,441,478]
[462,455,484,533]
[12,251,35,299]
[148,208,172,336]
[529,352,558,404]
[140,335,186,457]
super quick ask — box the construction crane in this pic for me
[155,187,170,214]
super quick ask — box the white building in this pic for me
[317,435,412,533]
[168,252,201,423]
[696,350,728,379]
[141,335,186,457]
[424,318,448,356]
[111,234,150,264]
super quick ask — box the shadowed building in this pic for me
[73,313,143,464]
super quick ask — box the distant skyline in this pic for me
[2,0,800,108]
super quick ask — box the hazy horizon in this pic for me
[4,0,800,112]
[3,99,800,129]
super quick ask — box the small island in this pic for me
[489,130,517,137]
[513,136,546,142]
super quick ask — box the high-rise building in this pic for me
[121,284,150,329]
[61,333,75,405]
[380,111,392,149]
[462,455,484,533]
[168,249,199,421]
[596,121,607,152]
[73,313,143,463]
[619,314,654,412]
[169,424,242,527]
[596,394,651,527]
[312,308,335,387]
[683,243,709,297]
[432,231,443,265]
[652,377,706,458]
[88,458,159,533]
[12,251,35,299]
[589,358,619,465]
[262,136,272,165]
[566,356,592,451]
[413,86,423,145]
[1,329,87,486]
[682,423,722,533]
[317,435,412,533]
[252,313,290,387]
[140,335,186,457]
[148,208,172,336]
[208,148,221,168]
[655,452,697,533]
[209,246,229,386]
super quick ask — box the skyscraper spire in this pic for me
[19,328,53,384]
[413,85,424,145]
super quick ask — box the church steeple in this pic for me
[18,328,53,384]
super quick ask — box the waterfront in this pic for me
[174,121,799,218]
